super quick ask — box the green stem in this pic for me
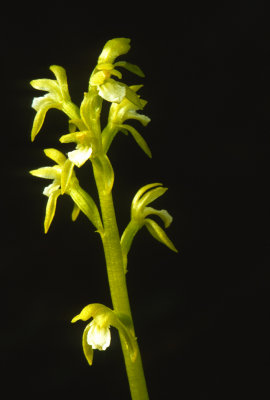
[93,164,149,400]
[101,123,119,154]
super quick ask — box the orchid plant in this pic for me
[29,38,177,400]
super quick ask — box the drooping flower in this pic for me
[71,303,137,366]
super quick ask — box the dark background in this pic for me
[2,2,270,399]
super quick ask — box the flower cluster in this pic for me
[30,37,151,231]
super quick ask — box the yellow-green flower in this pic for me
[30,65,77,141]
[105,85,152,158]
[60,131,94,167]
[72,303,137,366]
[109,85,150,126]
[121,183,178,272]
[30,149,103,233]
[30,149,74,233]
[59,90,102,167]
[90,38,144,106]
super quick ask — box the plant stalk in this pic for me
[93,163,149,400]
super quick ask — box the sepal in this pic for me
[144,218,178,252]
[82,324,94,365]
[132,184,168,216]
[98,79,126,103]
[30,96,61,141]
[71,203,80,222]
[98,38,131,64]
[44,148,67,165]
[44,189,61,233]
[49,65,70,101]
[60,159,74,194]
[119,124,152,158]
[114,61,145,77]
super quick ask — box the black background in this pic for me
[2,2,270,399]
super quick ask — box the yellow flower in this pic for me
[30,149,103,233]
[121,183,178,272]
[30,149,74,233]
[59,91,102,167]
[72,303,137,366]
[60,131,94,167]
[105,85,152,157]
[109,85,150,127]
[90,38,145,106]
[30,65,76,141]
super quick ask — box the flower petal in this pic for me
[49,65,70,101]
[31,95,61,141]
[131,183,162,210]
[125,87,143,108]
[29,166,59,180]
[143,207,173,228]
[90,70,107,86]
[98,38,131,64]
[98,79,126,103]
[43,181,60,197]
[136,185,168,211]
[87,320,111,350]
[119,124,152,158]
[44,148,67,165]
[67,146,92,167]
[61,159,74,194]
[30,79,60,96]
[114,61,145,77]
[82,324,94,366]
[126,110,151,126]
[144,218,178,252]
[71,203,80,221]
